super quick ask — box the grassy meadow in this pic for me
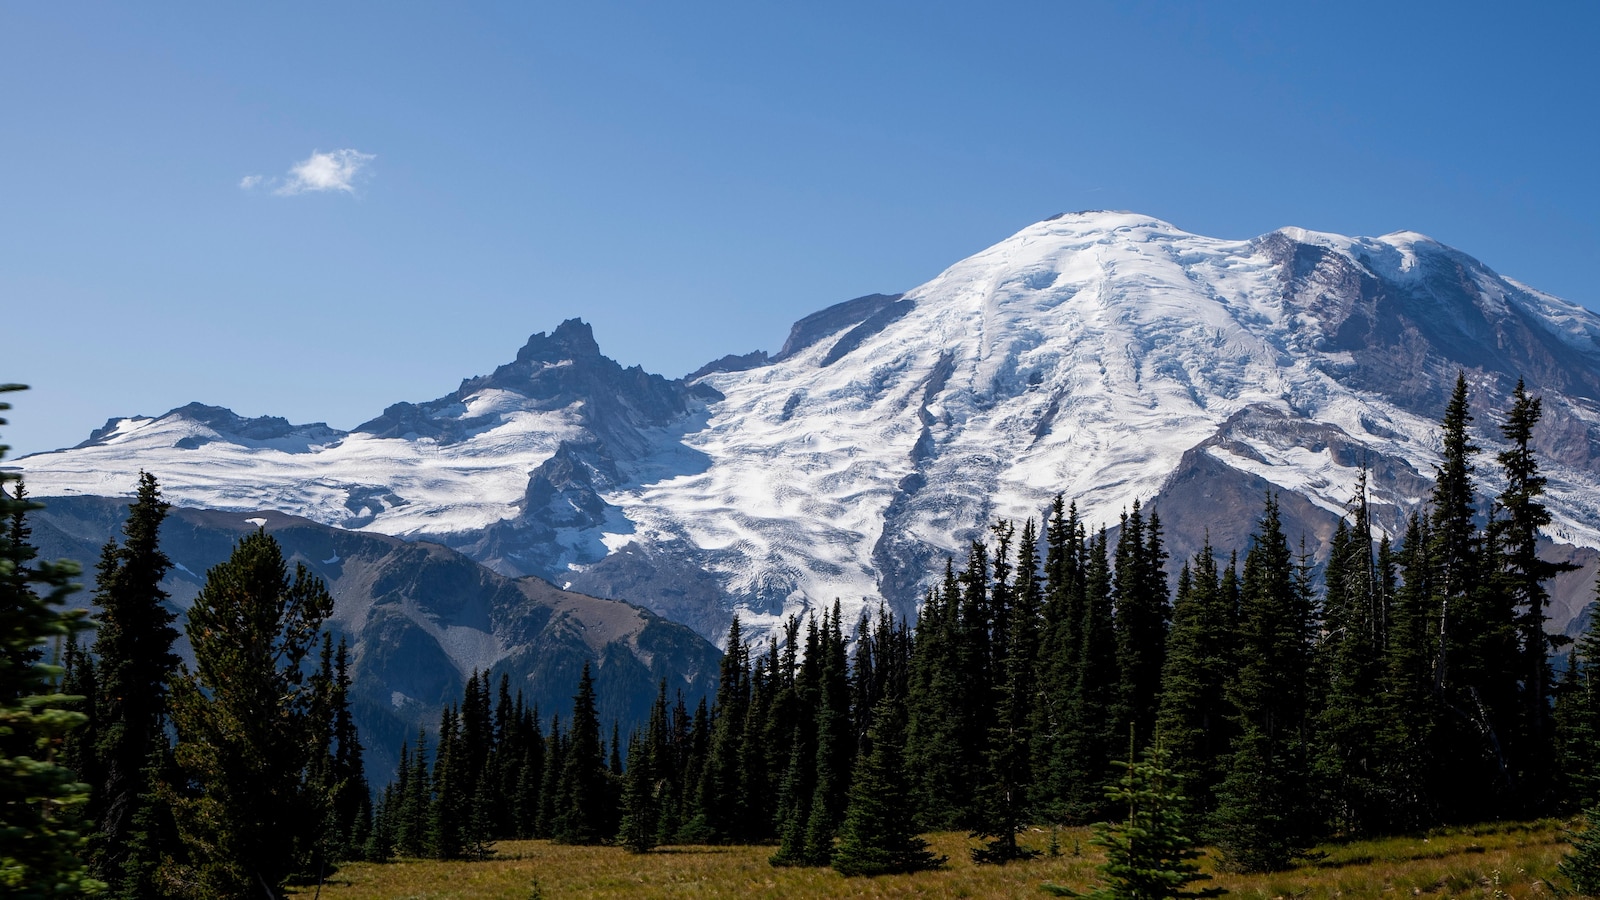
[291,820,1576,900]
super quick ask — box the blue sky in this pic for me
[3,2,1597,456]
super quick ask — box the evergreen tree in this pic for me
[1213,494,1316,871]
[974,519,1041,863]
[801,603,854,865]
[395,732,432,857]
[1043,737,1221,900]
[1034,499,1085,822]
[0,384,102,897]
[1494,379,1575,810]
[427,705,469,859]
[772,612,827,865]
[328,638,370,860]
[1426,373,1522,821]
[617,729,653,852]
[552,663,612,844]
[831,698,946,877]
[166,528,335,898]
[1556,594,1600,810]
[905,567,968,830]
[1313,481,1390,837]
[86,471,182,890]
[1155,539,1236,832]
[1380,511,1437,829]
[618,684,672,853]
[694,617,750,842]
[1115,502,1169,748]
[1062,527,1121,822]
[738,641,777,842]
[1562,806,1600,897]
[536,715,564,839]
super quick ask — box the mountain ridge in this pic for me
[20,211,1600,645]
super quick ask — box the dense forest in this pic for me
[10,372,1600,896]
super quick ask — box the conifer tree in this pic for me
[1035,499,1085,822]
[1561,807,1600,898]
[772,611,829,865]
[618,683,672,852]
[1043,736,1220,900]
[1063,527,1120,822]
[0,385,102,898]
[1213,494,1316,871]
[329,637,370,859]
[85,471,181,889]
[536,714,564,839]
[1380,511,1437,828]
[694,617,750,842]
[1494,379,1575,809]
[1556,597,1600,810]
[1155,539,1236,831]
[905,566,968,829]
[831,698,946,877]
[617,729,656,853]
[739,642,778,842]
[395,731,432,856]
[801,602,854,865]
[1424,373,1520,821]
[427,704,471,859]
[1115,502,1169,748]
[166,529,335,898]
[552,663,612,844]
[1313,481,1390,837]
[974,519,1041,863]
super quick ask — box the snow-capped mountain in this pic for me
[23,212,1600,644]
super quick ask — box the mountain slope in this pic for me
[20,212,1600,643]
[24,495,721,775]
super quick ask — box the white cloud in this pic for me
[238,174,264,190]
[270,149,376,196]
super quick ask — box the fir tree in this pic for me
[974,519,1042,863]
[1115,502,1169,748]
[618,683,672,853]
[1313,480,1390,837]
[1380,511,1437,829]
[552,663,612,844]
[1562,806,1600,897]
[831,698,946,877]
[166,528,335,898]
[1043,736,1221,900]
[0,384,102,897]
[801,603,854,865]
[329,637,370,860]
[1556,594,1600,810]
[536,714,564,839]
[617,730,657,853]
[694,617,750,842]
[1155,539,1236,832]
[1213,494,1316,871]
[905,567,968,830]
[427,704,469,859]
[395,732,432,857]
[87,471,181,890]
[1064,527,1121,822]
[1495,379,1575,809]
[1034,499,1085,822]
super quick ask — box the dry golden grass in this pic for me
[290,820,1572,900]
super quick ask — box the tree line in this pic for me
[10,371,1600,891]
[397,373,1600,875]
[3,378,370,899]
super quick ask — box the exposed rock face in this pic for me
[20,213,1600,645]
[24,496,721,776]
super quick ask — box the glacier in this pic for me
[21,211,1600,645]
